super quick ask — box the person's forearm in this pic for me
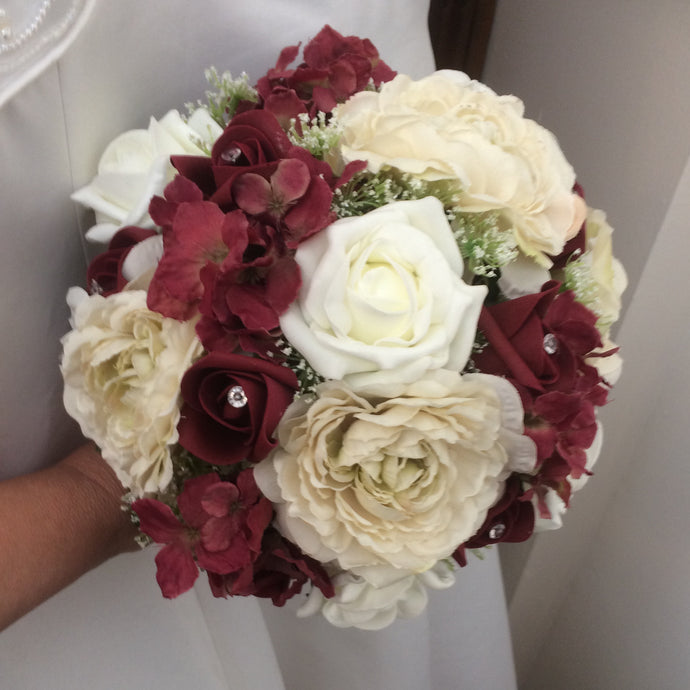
[0,444,137,631]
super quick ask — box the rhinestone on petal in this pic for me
[543,333,559,355]
[220,146,242,164]
[227,385,248,408]
[488,523,506,540]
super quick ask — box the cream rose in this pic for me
[61,288,203,495]
[72,108,223,243]
[254,371,535,572]
[297,561,456,630]
[335,71,585,266]
[583,208,628,334]
[279,197,487,388]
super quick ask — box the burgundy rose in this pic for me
[208,529,334,606]
[453,475,535,567]
[475,281,602,397]
[178,352,298,466]
[172,109,293,209]
[86,226,157,296]
[257,25,396,125]
[133,470,272,598]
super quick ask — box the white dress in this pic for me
[0,2,517,688]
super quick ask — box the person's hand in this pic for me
[0,444,138,631]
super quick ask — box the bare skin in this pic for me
[0,444,137,631]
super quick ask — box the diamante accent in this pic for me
[488,523,506,540]
[543,333,559,355]
[220,146,242,164]
[227,385,248,408]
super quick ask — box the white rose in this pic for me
[297,561,456,630]
[335,71,584,267]
[279,197,487,388]
[254,370,535,572]
[61,288,203,495]
[72,108,223,243]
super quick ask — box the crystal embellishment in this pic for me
[543,333,559,355]
[488,523,506,540]
[220,146,242,164]
[227,385,248,408]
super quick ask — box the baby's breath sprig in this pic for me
[562,251,610,333]
[277,338,325,396]
[287,112,342,160]
[186,67,259,129]
[332,168,455,219]
[452,211,518,278]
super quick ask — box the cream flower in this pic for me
[72,108,223,243]
[254,371,535,572]
[61,288,203,495]
[335,71,584,266]
[583,208,628,335]
[279,197,487,389]
[297,561,456,630]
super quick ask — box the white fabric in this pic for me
[0,0,97,108]
[0,2,517,688]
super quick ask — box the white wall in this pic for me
[482,2,690,687]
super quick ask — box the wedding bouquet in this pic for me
[61,26,626,630]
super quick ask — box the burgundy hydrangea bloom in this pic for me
[208,529,334,606]
[256,24,396,125]
[146,175,302,346]
[193,214,301,355]
[132,471,273,599]
[233,157,334,247]
[178,352,298,465]
[86,226,157,296]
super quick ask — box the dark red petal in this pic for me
[132,499,183,543]
[233,173,273,215]
[154,542,199,598]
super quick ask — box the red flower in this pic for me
[178,352,298,465]
[194,214,301,353]
[132,470,273,598]
[172,110,293,209]
[233,157,334,247]
[475,281,602,397]
[86,226,157,296]
[208,529,334,606]
[453,476,535,567]
[257,25,396,125]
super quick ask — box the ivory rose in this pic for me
[279,197,487,388]
[335,71,585,266]
[297,561,455,630]
[254,371,535,572]
[72,108,223,243]
[61,288,203,495]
